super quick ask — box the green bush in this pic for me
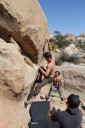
[76,40,85,51]
[55,57,62,66]
[55,53,80,65]
[68,56,80,64]
[61,52,70,61]
[52,43,58,51]
[53,31,70,48]
[61,52,80,64]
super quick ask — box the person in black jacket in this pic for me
[48,94,82,128]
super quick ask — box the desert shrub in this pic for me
[61,52,70,61]
[52,43,58,51]
[77,40,85,51]
[55,53,80,65]
[55,57,63,66]
[68,56,80,64]
[49,38,55,42]
[53,31,71,48]
[60,52,80,64]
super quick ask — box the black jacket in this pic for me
[51,107,82,128]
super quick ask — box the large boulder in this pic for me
[63,44,85,63]
[64,44,79,56]
[57,64,85,92]
[0,1,50,127]
[0,95,31,128]
[65,33,77,42]
[0,0,49,64]
[0,38,36,128]
[0,38,36,99]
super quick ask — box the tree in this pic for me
[53,31,70,48]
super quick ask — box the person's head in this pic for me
[66,94,81,109]
[54,71,60,77]
[43,52,52,62]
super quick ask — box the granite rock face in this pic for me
[57,64,85,92]
[0,0,49,64]
[0,1,50,127]
[0,38,36,99]
[0,38,36,128]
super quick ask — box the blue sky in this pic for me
[38,0,85,35]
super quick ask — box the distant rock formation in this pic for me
[62,43,85,63]
[79,33,85,37]
[63,33,85,63]
[64,44,79,56]
[65,33,76,39]
[65,33,85,43]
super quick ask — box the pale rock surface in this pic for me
[0,0,49,64]
[65,33,76,42]
[79,33,85,38]
[0,38,36,128]
[57,64,85,92]
[64,44,79,56]
[0,38,36,99]
[55,48,61,54]
[63,44,85,63]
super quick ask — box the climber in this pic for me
[24,38,55,107]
